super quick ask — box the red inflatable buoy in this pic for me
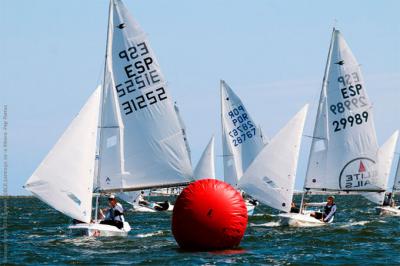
[172,179,248,250]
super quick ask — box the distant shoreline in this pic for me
[0,195,33,198]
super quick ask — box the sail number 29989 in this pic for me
[121,87,167,116]
[332,111,369,132]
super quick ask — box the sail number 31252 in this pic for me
[121,87,167,116]
[332,111,369,132]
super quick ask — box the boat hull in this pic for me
[375,206,400,216]
[132,203,174,212]
[278,213,328,227]
[68,222,131,237]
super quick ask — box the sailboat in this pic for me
[220,80,267,215]
[238,105,308,217]
[279,28,399,226]
[25,0,193,236]
[375,154,400,215]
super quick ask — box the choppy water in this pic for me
[2,195,400,265]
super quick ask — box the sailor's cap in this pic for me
[108,194,116,200]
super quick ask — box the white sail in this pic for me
[193,136,216,180]
[118,191,141,205]
[305,29,381,192]
[393,156,400,192]
[220,80,265,187]
[363,131,399,204]
[98,65,125,190]
[99,0,193,191]
[239,105,308,213]
[25,87,101,223]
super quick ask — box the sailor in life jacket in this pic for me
[310,196,337,223]
[135,191,150,206]
[99,194,125,229]
[382,192,394,207]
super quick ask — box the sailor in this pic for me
[290,202,300,213]
[241,190,258,206]
[136,190,150,206]
[309,196,336,223]
[383,192,393,206]
[99,194,125,229]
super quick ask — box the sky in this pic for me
[1,0,400,195]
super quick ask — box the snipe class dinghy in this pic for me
[118,190,174,213]
[237,105,309,222]
[375,156,400,216]
[24,0,193,236]
[220,81,269,216]
[280,28,399,226]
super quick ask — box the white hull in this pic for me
[375,206,400,216]
[278,213,328,227]
[132,203,174,212]
[68,222,131,237]
[246,202,256,216]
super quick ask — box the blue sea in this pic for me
[2,195,400,265]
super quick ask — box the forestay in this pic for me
[25,87,101,223]
[238,105,308,213]
[221,80,265,187]
[193,136,216,180]
[305,29,381,192]
[99,0,193,191]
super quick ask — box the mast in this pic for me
[94,0,113,221]
[220,80,240,187]
[96,0,113,190]
[220,80,226,183]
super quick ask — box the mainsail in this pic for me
[193,136,216,180]
[304,29,382,192]
[238,105,308,213]
[98,0,193,192]
[25,87,101,223]
[220,80,265,187]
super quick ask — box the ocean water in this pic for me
[2,195,400,265]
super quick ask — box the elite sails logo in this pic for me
[339,157,378,189]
